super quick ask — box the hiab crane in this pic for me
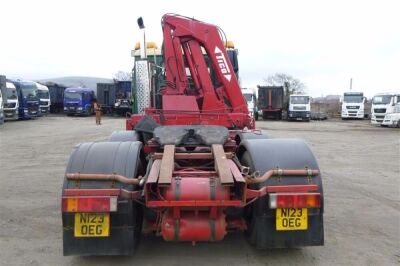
[61,14,324,256]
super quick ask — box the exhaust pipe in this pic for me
[137,17,146,59]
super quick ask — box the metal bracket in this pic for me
[276,167,283,183]
[175,176,181,200]
[306,166,313,183]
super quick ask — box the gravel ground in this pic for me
[0,115,399,266]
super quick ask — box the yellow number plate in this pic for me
[276,208,308,231]
[74,213,110,237]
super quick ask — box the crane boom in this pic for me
[128,14,254,130]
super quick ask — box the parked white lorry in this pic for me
[381,103,400,127]
[0,86,4,125]
[341,92,365,119]
[1,82,19,121]
[371,93,400,125]
[241,88,258,120]
[35,82,51,115]
[288,94,311,121]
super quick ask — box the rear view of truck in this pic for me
[96,81,133,116]
[114,81,132,115]
[47,83,67,113]
[257,86,284,120]
[61,14,324,257]
[96,83,116,114]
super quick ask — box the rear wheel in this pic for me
[62,141,144,256]
[109,130,140,142]
[234,131,269,145]
[238,139,324,248]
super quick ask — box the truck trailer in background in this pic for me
[371,93,400,125]
[257,85,284,120]
[96,81,132,116]
[0,75,5,124]
[288,94,311,121]
[35,82,51,115]
[96,83,116,114]
[63,87,95,116]
[114,81,132,115]
[7,79,40,119]
[341,92,365,119]
[0,78,4,125]
[46,83,67,113]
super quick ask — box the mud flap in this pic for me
[63,200,143,256]
[247,199,324,248]
[62,141,144,256]
[238,138,324,248]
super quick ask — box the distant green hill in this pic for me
[37,76,113,91]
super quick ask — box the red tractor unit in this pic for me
[61,14,324,256]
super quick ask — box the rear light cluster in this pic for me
[62,196,117,212]
[269,193,321,209]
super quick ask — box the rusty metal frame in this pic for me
[65,173,141,184]
[245,169,319,184]
[152,152,233,160]
[63,188,142,199]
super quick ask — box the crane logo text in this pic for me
[214,46,232,82]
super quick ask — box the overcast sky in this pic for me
[1,0,399,97]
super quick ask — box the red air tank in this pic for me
[162,177,230,201]
[161,177,229,241]
[161,211,226,241]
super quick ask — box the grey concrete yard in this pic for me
[0,116,399,266]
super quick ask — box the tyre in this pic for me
[238,139,324,249]
[234,131,269,145]
[62,141,144,256]
[109,130,140,142]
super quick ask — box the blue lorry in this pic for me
[7,79,40,119]
[63,87,95,116]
